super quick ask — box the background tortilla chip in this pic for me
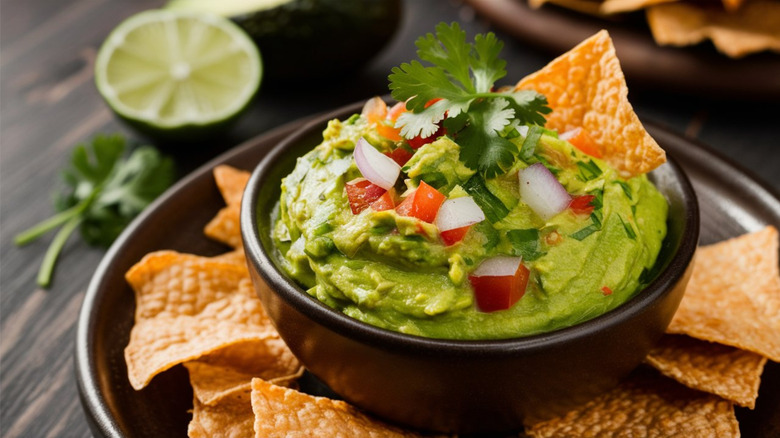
[647,1,780,58]
[124,251,280,389]
[250,378,430,438]
[525,367,739,437]
[214,165,251,207]
[188,386,255,438]
[646,335,767,408]
[667,226,780,362]
[515,30,665,178]
[529,0,605,16]
[600,0,676,15]
[204,205,243,248]
[205,166,251,248]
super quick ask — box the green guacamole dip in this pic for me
[272,114,668,340]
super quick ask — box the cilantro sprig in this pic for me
[14,135,175,287]
[389,22,551,177]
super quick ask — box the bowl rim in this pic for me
[241,99,700,356]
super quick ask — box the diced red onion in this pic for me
[518,163,572,221]
[434,196,485,232]
[472,256,523,277]
[354,137,401,190]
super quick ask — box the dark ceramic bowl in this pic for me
[240,101,700,434]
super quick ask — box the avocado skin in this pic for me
[234,0,402,81]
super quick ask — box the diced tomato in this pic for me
[440,225,470,246]
[601,286,613,296]
[569,194,596,215]
[424,98,443,108]
[362,96,388,125]
[469,264,530,312]
[345,178,386,214]
[384,147,414,166]
[375,102,406,141]
[561,127,602,158]
[395,181,446,223]
[407,125,446,150]
[370,188,396,211]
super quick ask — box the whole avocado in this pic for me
[168,0,402,81]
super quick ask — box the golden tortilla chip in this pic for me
[188,385,255,438]
[204,205,242,248]
[124,250,280,389]
[515,30,666,178]
[214,165,251,207]
[250,378,430,438]
[600,0,675,15]
[528,0,605,16]
[205,166,251,248]
[667,226,780,362]
[186,344,301,405]
[210,248,247,266]
[647,1,780,58]
[722,0,747,13]
[646,334,767,408]
[525,367,740,437]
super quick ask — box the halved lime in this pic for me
[95,10,262,141]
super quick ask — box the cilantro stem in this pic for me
[14,190,96,246]
[36,215,82,288]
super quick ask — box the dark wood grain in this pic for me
[1,0,778,437]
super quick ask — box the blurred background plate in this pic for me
[464,0,780,100]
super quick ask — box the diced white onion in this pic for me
[434,196,485,232]
[472,256,523,277]
[354,137,401,190]
[518,163,572,221]
[559,127,581,141]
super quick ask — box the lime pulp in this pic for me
[94,10,262,138]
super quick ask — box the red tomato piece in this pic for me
[395,181,446,223]
[440,225,470,246]
[407,125,446,150]
[562,127,602,158]
[469,264,530,312]
[375,102,406,141]
[569,194,596,215]
[370,188,396,211]
[601,286,613,296]
[346,178,386,214]
[384,147,414,166]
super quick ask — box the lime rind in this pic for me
[95,10,262,132]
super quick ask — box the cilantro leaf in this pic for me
[388,22,551,177]
[14,134,175,287]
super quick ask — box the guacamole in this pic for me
[272,114,668,340]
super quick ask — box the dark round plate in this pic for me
[76,104,780,437]
[464,0,780,100]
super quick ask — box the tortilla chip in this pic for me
[205,205,243,248]
[210,248,247,266]
[250,378,430,438]
[515,30,666,178]
[722,0,747,13]
[185,341,301,405]
[188,385,255,438]
[667,226,780,362]
[647,1,780,58]
[646,334,768,408]
[214,165,251,207]
[528,0,605,16]
[525,367,740,437]
[600,0,675,15]
[205,166,251,248]
[124,250,280,389]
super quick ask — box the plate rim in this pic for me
[74,105,780,438]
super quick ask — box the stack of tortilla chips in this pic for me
[528,0,780,57]
[123,32,778,437]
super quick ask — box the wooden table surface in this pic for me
[1,0,778,437]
